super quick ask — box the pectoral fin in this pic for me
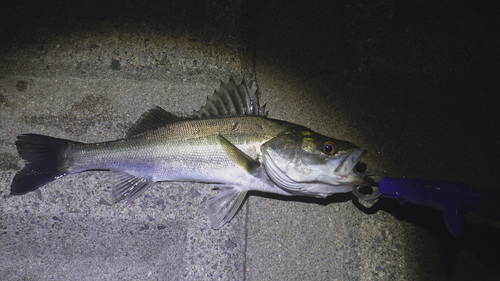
[218,134,260,174]
[208,185,248,229]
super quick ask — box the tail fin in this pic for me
[11,134,74,195]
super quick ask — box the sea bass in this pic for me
[10,77,369,229]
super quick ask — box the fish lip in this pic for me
[333,149,366,177]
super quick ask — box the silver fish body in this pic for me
[11,77,368,229]
[69,116,297,198]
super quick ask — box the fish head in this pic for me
[261,129,368,197]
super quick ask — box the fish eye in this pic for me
[321,140,336,155]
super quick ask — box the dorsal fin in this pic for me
[127,77,268,137]
[189,76,268,118]
[126,106,179,137]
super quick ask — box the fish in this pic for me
[10,77,370,229]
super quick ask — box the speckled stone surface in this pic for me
[1,1,499,280]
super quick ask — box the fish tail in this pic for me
[10,134,76,195]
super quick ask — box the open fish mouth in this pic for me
[333,149,367,178]
[338,150,388,202]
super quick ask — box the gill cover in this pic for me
[261,130,367,198]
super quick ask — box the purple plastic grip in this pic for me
[378,176,482,237]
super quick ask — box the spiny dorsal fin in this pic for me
[190,76,268,118]
[127,106,179,137]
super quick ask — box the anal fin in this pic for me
[112,172,156,207]
[208,185,248,229]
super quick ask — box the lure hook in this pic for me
[352,170,388,201]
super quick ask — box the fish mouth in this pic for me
[333,149,366,178]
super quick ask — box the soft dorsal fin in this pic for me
[189,76,268,118]
[127,106,179,137]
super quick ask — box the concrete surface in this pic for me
[1,0,499,280]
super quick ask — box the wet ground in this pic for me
[1,0,499,280]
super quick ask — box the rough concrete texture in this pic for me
[1,0,499,280]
